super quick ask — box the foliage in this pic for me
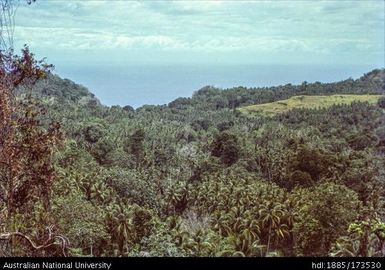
[0,47,65,256]
[331,218,385,257]
[1,57,384,257]
[210,132,240,166]
[293,183,360,256]
[378,96,385,109]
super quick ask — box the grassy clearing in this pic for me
[238,94,383,117]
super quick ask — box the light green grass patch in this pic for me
[238,94,383,117]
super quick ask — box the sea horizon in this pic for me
[55,63,383,108]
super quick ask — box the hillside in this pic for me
[170,68,385,111]
[238,94,383,116]
[3,66,385,257]
[17,73,100,106]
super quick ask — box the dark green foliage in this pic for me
[90,137,115,165]
[18,74,100,105]
[377,96,385,108]
[131,206,154,244]
[211,132,240,166]
[191,119,210,131]
[124,129,145,165]
[293,183,360,256]
[83,123,105,143]
[348,134,377,151]
[217,121,234,132]
[168,97,193,110]
[123,105,134,112]
[289,145,332,182]
[288,170,313,189]
[105,169,160,209]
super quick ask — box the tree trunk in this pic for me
[266,223,272,257]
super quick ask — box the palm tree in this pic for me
[226,229,263,257]
[115,213,132,256]
[330,237,359,257]
[282,197,300,254]
[106,204,132,256]
[183,229,215,256]
[258,201,284,256]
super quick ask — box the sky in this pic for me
[12,0,385,67]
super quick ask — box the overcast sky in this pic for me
[13,0,385,67]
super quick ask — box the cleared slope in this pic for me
[238,94,383,116]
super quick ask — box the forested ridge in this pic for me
[1,59,385,256]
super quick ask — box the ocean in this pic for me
[54,64,380,108]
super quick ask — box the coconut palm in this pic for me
[258,201,284,256]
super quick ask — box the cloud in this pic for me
[12,0,384,65]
